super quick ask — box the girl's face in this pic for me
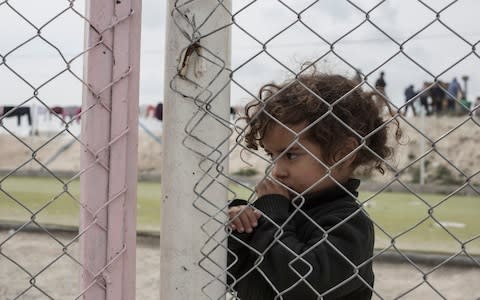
[262,122,352,197]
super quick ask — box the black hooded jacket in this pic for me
[227,179,374,300]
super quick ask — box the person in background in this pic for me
[418,82,432,116]
[458,93,472,116]
[374,71,387,97]
[446,77,462,114]
[430,81,446,115]
[403,84,417,117]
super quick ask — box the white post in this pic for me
[161,1,231,299]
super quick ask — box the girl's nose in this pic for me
[272,163,287,179]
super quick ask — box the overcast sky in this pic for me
[1,0,479,108]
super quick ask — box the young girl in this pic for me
[227,72,401,299]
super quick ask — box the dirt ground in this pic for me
[1,230,479,300]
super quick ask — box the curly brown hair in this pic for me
[242,72,402,174]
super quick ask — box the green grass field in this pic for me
[0,176,162,232]
[0,176,478,255]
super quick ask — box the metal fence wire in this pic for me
[0,0,140,299]
[166,1,480,299]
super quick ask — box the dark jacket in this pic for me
[227,179,374,300]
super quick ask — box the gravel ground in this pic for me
[1,230,479,300]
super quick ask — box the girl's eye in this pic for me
[286,153,298,160]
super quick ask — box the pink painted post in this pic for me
[106,0,142,299]
[80,0,142,299]
[79,0,113,298]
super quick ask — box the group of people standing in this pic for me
[403,77,476,117]
[353,69,478,118]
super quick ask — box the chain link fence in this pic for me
[0,0,141,299]
[163,0,480,299]
[1,0,479,299]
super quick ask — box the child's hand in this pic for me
[228,205,262,233]
[255,178,289,199]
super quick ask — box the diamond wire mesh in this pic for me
[169,1,480,299]
[0,1,137,299]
